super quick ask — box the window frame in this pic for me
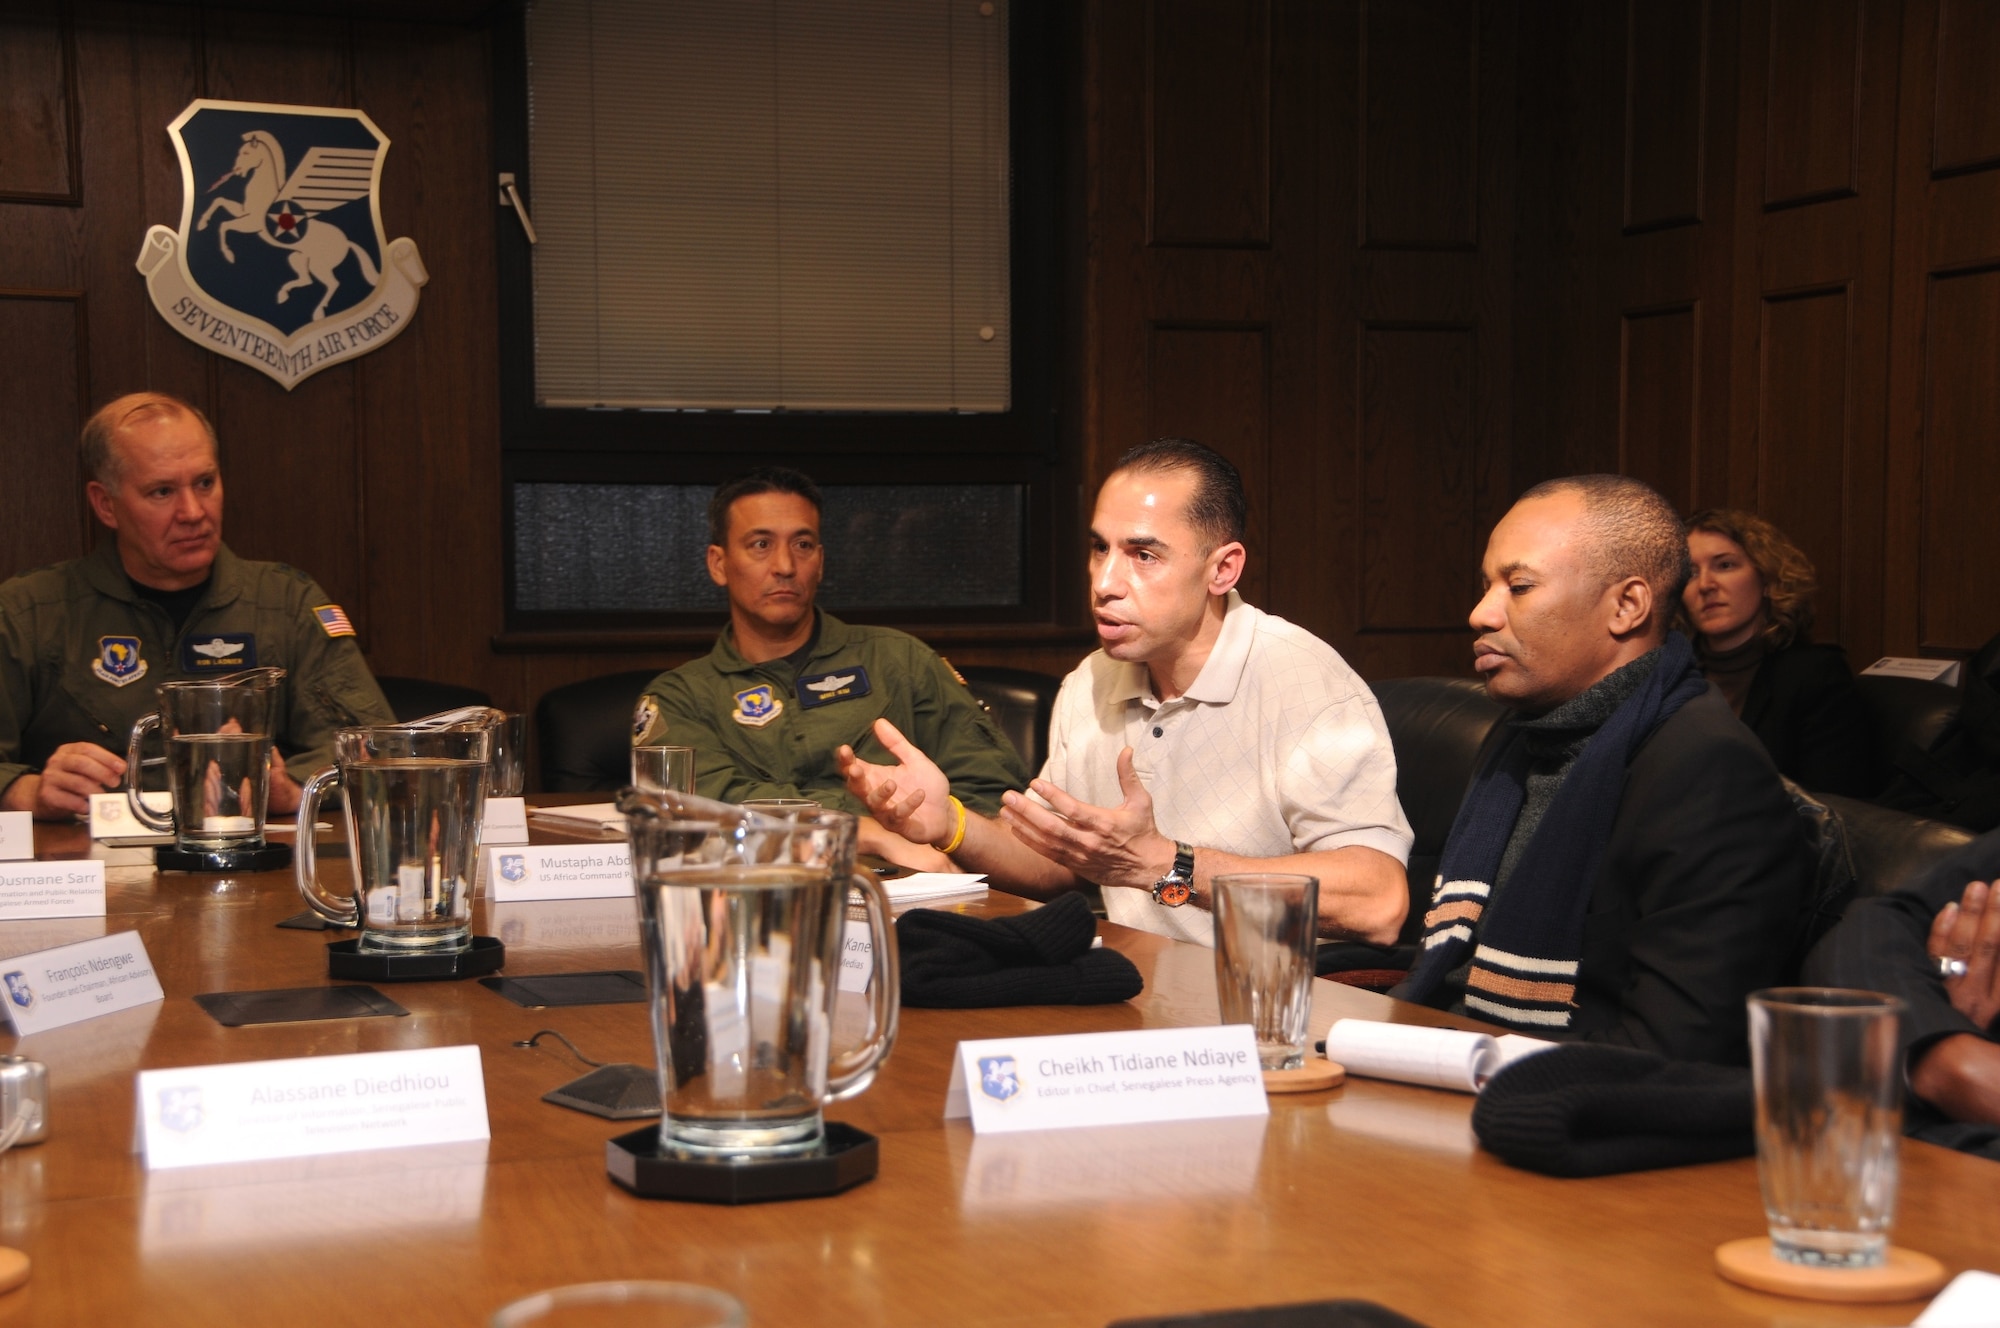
[490,0,1072,641]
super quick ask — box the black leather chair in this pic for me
[1854,674,1960,794]
[1318,677,1505,981]
[956,664,1061,774]
[534,669,660,792]
[1820,792,1977,901]
[374,675,493,723]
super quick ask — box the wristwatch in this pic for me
[1151,841,1196,907]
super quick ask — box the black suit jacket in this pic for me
[1451,686,1814,1065]
[1740,641,1874,797]
[1804,828,2000,1155]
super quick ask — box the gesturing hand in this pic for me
[836,718,954,847]
[996,747,1173,892]
[19,743,127,820]
[1929,879,2000,1030]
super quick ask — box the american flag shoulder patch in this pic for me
[313,604,356,638]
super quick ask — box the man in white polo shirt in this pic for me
[837,438,1412,945]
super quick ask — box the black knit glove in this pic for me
[895,893,1144,1008]
[1471,1043,1754,1177]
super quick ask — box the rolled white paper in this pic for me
[1322,1020,1557,1094]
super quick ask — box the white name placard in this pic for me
[137,1044,490,1170]
[0,859,106,921]
[89,791,172,840]
[482,797,530,846]
[0,812,31,861]
[946,1025,1268,1134]
[837,918,873,994]
[0,929,162,1035]
[486,843,632,902]
[1862,656,1963,688]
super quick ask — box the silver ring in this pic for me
[1937,955,1969,981]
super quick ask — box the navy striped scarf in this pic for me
[1393,632,1708,1030]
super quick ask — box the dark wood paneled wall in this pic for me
[1515,0,2000,665]
[0,3,719,750]
[1089,0,1514,680]
[4,0,1993,752]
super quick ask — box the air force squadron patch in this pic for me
[134,99,427,391]
[797,667,871,709]
[731,685,783,728]
[93,637,148,687]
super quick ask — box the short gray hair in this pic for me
[80,392,217,490]
[1518,473,1692,610]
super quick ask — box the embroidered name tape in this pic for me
[181,633,257,672]
[797,666,872,709]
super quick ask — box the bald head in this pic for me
[81,393,217,492]
[1516,474,1690,622]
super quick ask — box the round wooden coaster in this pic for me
[1714,1237,1947,1303]
[0,1246,30,1294]
[1262,1061,1345,1094]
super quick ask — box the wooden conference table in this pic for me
[0,810,1993,1327]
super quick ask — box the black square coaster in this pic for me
[479,970,648,1008]
[194,985,409,1027]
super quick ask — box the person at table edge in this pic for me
[0,391,394,820]
[1805,827,2000,1160]
[1390,475,1813,1065]
[838,437,1414,947]
[632,466,1030,871]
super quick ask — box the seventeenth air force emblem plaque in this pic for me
[135,99,427,391]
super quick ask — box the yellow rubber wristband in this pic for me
[936,796,968,855]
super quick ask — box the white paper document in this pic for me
[1916,1270,2000,1327]
[526,802,625,835]
[137,1044,490,1170]
[946,1025,1268,1133]
[1322,1019,1556,1093]
[883,872,988,905]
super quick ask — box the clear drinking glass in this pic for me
[1211,873,1319,1070]
[487,712,528,798]
[737,797,819,818]
[490,1281,746,1328]
[125,666,285,852]
[631,746,696,796]
[1748,987,1906,1268]
[294,725,491,953]
[618,790,898,1158]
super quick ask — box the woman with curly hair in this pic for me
[1682,509,1874,795]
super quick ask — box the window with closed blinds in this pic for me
[525,0,1011,412]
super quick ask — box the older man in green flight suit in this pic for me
[0,392,393,819]
[632,467,1029,870]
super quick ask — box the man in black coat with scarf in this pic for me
[1393,475,1813,1066]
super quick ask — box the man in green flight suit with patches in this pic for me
[0,392,394,819]
[632,467,1030,870]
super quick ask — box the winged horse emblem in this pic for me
[196,131,381,321]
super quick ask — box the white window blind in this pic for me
[526,0,1011,411]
